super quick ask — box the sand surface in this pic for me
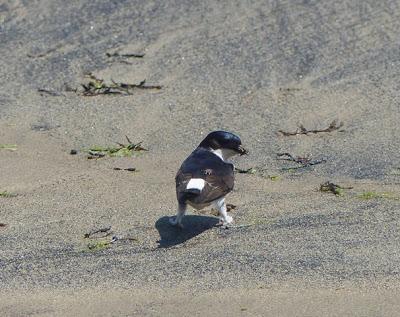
[1,0,400,315]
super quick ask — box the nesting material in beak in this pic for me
[238,145,248,155]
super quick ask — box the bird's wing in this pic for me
[176,148,234,205]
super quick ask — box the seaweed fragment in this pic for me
[87,136,148,159]
[358,192,399,200]
[81,74,162,96]
[0,191,17,198]
[85,234,137,251]
[278,120,344,136]
[81,74,118,96]
[0,144,17,151]
[277,153,326,171]
[87,240,110,250]
[269,175,280,181]
[116,135,148,152]
[320,181,353,196]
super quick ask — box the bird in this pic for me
[170,130,247,228]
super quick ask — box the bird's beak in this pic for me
[237,145,249,155]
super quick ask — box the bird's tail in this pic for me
[178,188,201,204]
[183,188,201,196]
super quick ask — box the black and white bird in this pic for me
[170,131,247,228]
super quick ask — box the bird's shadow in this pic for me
[155,215,219,248]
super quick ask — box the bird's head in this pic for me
[198,130,248,160]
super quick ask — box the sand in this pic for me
[1,0,400,315]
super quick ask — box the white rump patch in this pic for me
[186,178,205,191]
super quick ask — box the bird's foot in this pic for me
[216,215,233,228]
[169,216,183,228]
[224,215,233,224]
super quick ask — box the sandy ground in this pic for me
[1,0,400,315]
[2,284,400,317]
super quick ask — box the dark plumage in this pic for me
[170,131,247,227]
[176,147,234,206]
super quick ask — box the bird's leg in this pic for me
[214,198,233,226]
[169,203,186,228]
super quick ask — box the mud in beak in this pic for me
[237,145,249,156]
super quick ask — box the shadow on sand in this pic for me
[155,215,219,248]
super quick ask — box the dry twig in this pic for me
[113,167,136,172]
[106,52,145,58]
[38,88,65,97]
[320,181,353,196]
[277,153,326,170]
[81,74,162,96]
[278,120,344,136]
[84,226,112,239]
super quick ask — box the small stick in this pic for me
[38,89,64,97]
[277,153,311,164]
[113,167,136,172]
[277,153,326,170]
[87,151,106,159]
[278,120,344,136]
[106,52,145,58]
[27,46,60,58]
[84,226,112,238]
